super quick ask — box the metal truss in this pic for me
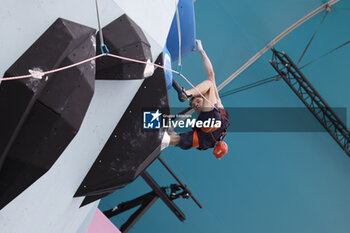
[270,48,350,156]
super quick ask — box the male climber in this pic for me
[162,40,230,158]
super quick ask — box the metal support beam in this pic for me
[103,183,190,232]
[103,191,158,219]
[141,171,186,221]
[157,156,202,208]
[103,166,196,232]
[269,48,350,156]
[120,195,158,233]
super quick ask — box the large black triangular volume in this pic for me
[0,18,96,210]
[96,14,152,80]
[75,54,169,204]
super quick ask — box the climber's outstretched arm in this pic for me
[195,40,223,108]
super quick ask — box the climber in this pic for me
[163,40,230,159]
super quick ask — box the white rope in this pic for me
[95,0,104,47]
[175,0,182,67]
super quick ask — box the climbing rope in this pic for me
[95,0,109,54]
[2,1,341,110]
[107,55,216,109]
[0,0,218,109]
[0,52,217,109]
[0,54,105,81]
[175,0,182,71]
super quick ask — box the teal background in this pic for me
[99,1,350,232]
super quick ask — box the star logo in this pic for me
[143,110,162,129]
[150,109,162,122]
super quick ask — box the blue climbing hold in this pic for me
[163,47,173,90]
[166,0,196,62]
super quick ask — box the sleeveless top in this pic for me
[194,106,230,150]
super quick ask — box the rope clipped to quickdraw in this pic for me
[95,0,109,55]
